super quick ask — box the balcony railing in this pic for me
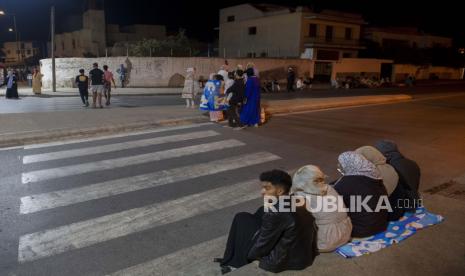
[303,36,364,48]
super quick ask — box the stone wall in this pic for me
[39,57,314,88]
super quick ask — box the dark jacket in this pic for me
[226,79,245,105]
[334,175,388,238]
[375,140,421,211]
[248,201,318,273]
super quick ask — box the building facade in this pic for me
[54,6,166,58]
[363,27,453,49]
[1,41,40,64]
[219,4,365,60]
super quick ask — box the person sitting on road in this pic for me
[292,165,352,252]
[375,140,421,212]
[218,170,318,274]
[355,146,407,221]
[332,151,389,238]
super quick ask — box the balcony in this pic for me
[303,36,365,49]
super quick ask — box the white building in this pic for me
[219,4,366,60]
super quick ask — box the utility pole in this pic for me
[51,6,56,92]
[13,15,20,62]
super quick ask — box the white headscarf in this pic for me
[292,165,329,196]
[338,151,382,180]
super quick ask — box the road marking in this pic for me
[20,152,280,214]
[18,180,260,262]
[21,139,244,184]
[107,236,226,276]
[23,130,219,164]
[23,123,213,150]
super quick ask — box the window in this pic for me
[325,26,333,41]
[227,15,235,22]
[309,24,317,37]
[248,27,257,35]
[345,28,352,40]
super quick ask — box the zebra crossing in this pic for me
[12,122,286,275]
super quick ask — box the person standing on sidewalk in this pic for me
[89,63,105,108]
[3,70,19,99]
[32,68,44,95]
[103,65,116,106]
[287,67,296,92]
[75,69,89,107]
[181,67,200,108]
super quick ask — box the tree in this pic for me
[115,29,200,57]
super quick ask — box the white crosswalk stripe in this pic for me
[21,139,244,184]
[13,125,284,275]
[23,122,212,150]
[107,236,227,276]
[22,130,220,164]
[18,180,261,263]
[20,152,280,214]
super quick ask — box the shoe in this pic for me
[82,104,87,107]
[233,126,245,130]
[86,101,89,107]
[220,266,232,275]
[213,258,223,263]
[253,124,259,128]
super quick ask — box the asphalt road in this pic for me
[0,93,464,275]
[1,83,465,114]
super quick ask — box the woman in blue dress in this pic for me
[199,74,228,122]
[240,68,261,127]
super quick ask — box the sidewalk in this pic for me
[0,106,206,147]
[1,87,182,97]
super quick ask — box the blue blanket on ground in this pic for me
[336,207,444,258]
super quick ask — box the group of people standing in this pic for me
[2,68,43,99]
[182,62,262,129]
[74,62,116,108]
[218,140,421,274]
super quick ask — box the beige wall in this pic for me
[332,58,392,79]
[39,57,314,88]
[393,64,463,81]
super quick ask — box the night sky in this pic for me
[0,0,463,45]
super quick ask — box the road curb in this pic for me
[264,95,413,115]
[0,115,207,148]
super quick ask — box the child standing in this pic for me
[75,69,89,107]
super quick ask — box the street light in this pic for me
[0,10,20,63]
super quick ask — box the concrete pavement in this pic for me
[1,94,464,275]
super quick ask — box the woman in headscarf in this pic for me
[292,165,352,252]
[240,68,261,127]
[4,70,19,99]
[333,151,388,238]
[356,146,406,221]
[181,67,200,108]
[199,73,227,122]
[375,140,421,212]
[32,67,44,95]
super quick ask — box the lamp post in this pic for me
[0,11,21,63]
